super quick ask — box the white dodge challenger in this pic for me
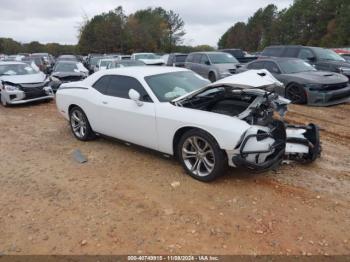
[56,67,321,181]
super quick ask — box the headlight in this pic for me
[4,84,20,91]
[304,83,323,91]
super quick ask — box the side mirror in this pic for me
[128,89,143,106]
[205,61,210,66]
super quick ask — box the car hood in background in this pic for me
[173,70,283,102]
[51,71,86,79]
[0,72,46,84]
[284,71,348,84]
[138,58,165,65]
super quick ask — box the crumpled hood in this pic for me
[284,71,348,84]
[173,69,283,102]
[0,72,47,84]
[138,58,164,65]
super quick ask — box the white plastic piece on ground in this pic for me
[285,127,309,154]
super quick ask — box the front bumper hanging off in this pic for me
[231,121,321,171]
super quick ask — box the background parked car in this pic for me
[185,51,239,82]
[26,56,48,73]
[220,49,257,64]
[97,58,115,71]
[166,53,188,67]
[261,45,350,80]
[31,53,55,68]
[131,53,165,65]
[21,57,41,72]
[0,61,54,106]
[50,61,88,92]
[107,60,145,69]
[30,53,53,73]
[239,57,350,105]
[56,55,79,62]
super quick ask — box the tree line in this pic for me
[0,38,76,56]
[0,5,215,56]
[78,6,215,54]
[218,0,350,51]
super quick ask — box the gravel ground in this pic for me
[0,101,349,255]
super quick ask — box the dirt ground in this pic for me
[0,100,349,255]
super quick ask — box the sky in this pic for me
[0,0,293,47]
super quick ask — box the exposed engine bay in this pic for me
[175,84,321,171]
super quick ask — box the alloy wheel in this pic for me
[70,109,87,139]
[181,136,215,177]
[286,85,305,103]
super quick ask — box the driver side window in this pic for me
[92,75,152,102]
[107,75,153,102]
[263,61,281,74]
[298,49,314,60]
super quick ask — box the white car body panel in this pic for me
[56,67,320,170]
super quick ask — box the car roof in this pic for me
[189,51,227,55]
[100,58,115,61]
[132,53,155,55]
[253,57,301,62]
[55,61,79,64]
[85,66,188,86]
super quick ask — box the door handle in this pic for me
[102,101,108,105]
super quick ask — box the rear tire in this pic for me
[285,84,307,104]
[69,106,96,141]
[177,129,227,182]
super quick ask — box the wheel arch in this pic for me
[285,82,308,103]
[68,104,83,115]
[208,71,217,80]
[172,126,226,159]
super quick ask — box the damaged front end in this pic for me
[175,70,321,171]
[232,91,321,171]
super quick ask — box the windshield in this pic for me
[145,71,210,102]
[208,53,238,64]
[54,63,79,72]
[135,54,158,60]
[279,59,316,74]
[0,64,37,75]
[313,48,345,62]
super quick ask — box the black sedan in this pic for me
[240,58,350,106]
[50,61,88,92]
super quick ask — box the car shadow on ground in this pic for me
[94,134,270,184]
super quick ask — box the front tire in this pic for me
[69,106,96,141]
[285,84,307,104]
[177,129,227,182]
